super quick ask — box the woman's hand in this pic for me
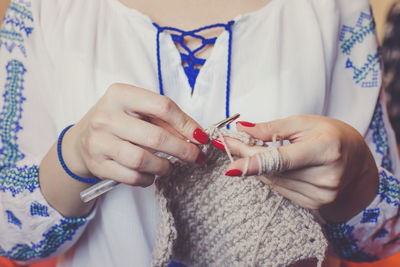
[218,115,379,222]
[62,83,208,187]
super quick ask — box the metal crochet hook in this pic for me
[80,113,240,203]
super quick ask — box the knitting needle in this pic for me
[80,113,241,203]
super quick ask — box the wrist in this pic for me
[61,124,94,179]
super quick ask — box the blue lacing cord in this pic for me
[153,21,235,127]
[225,21,234,129]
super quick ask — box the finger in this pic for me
[90,159,155,187]
[113,85,208,144]
[225,140,325,175]
[113,114,204,164]
[107,139,171,176]
[220,137,267,157]
[149,117,186,140]
[236,116,314,142]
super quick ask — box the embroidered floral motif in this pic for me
[6,210,22,228]
[361,208,380,223]
[0,0,33,57]
[373,228,389,240]
[30,201,49,217]
[370,104,392,172]
[0,217,86,260]
[340,11,375,56]
[339,11,380,88]
[378,170,400,207]
[323,222,379,262]
[0,60,39,197]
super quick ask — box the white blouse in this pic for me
[0,0,399,266]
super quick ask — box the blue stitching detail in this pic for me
[370,103,392,172]
[361,208,380,223]
[345,53,379,86]
[0,60,39,197]
[0,1,33,56]
[378,170,400,207]
[323,222,379,261]
[6,210,22,228]
[373,228,388,240]
[30,201,49,217]
[0,217,86,261]
[339,12,375,56]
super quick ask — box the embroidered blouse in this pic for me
[0,0,398,265]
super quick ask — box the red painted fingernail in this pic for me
[212,139,226,151]
[195,152,206,164]
[237,121,256,127]
[193,128,209,144]
[225,169,243,176]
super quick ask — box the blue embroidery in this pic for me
[0,0,33,57]
[378,170,400,207]
[370,103,392,172]
[361,208,380,223]
[6,210,22,228]
[323,222,379,262]
[0,60,39,197]
[340,12,375,56]
[373,228,389,240]
[345,53,379,87]
[0,217,86,261]
[340,11,379,88]
[168,261,184,267]
[30,201,49,217]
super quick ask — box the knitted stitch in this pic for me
[153,129,327,267]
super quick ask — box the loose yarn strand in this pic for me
[250,194,284,267]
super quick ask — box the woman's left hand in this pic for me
[216,115,379,222]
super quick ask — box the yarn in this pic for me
[153,129,327,267]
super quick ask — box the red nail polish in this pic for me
[193,128,209,144]
[212,139,226,151]
[225,169,243,176]
[195,152,206,164]
[237,121,256,127]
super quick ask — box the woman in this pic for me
[0,0,397,266]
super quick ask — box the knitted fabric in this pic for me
[153,129,327,267]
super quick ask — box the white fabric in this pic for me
[1,0,398,266]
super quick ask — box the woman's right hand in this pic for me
[61,83,208,187]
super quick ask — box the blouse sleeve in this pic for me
[321,0,400,262]
[0,0,94,263]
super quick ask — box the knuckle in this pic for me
[89,110,110,131]
[130,150,146,170]
[322,138,342,163]
[319,191,338,205]
[147,130,168,148]
[106,83,124,97]
[324,173,342,189]
[288,114,306,123]
[180,144,199,162]
[157,96,175,115]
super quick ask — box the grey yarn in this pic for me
[152,129,327,267]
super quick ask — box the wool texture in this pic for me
[152,129,327,267]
